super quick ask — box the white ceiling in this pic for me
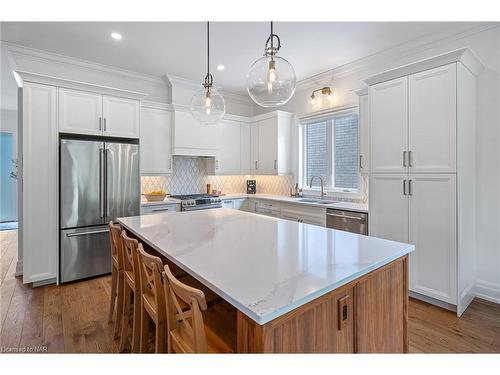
[0,22,481,94]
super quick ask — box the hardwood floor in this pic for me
[1,230,499,354]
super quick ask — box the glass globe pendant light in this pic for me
[246,21,296,108]
[190,22,226,125]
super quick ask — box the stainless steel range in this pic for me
[171,194,222,211]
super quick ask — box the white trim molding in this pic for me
[476,279,500,304]
[15,70,148,100]
[364,48,484,86]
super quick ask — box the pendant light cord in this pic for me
[207,21,210,77]
[270,21,273,49]
[204,21,213,88]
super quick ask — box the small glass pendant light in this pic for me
[190,22,226,125]
[246,21,296,108]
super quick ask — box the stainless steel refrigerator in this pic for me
[59,138,140,283]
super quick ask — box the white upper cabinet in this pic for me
[369,174,409,244]
[59,88,102,136]
[369,77,408,174]
[240,122,251,175]
[59,88,140,138]
[140,106,172,175]
[257,117,277,174]
[409,64,457,173]
[409,174,457,304]
[358,93,370,175]
[102,95,140,138]
[213,119,242,174]
[250,111,293,175]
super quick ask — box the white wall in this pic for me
[257,24,500,301]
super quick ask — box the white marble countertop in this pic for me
[219,193,369,213]
[118,209,412,325]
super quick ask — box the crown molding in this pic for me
[295,22,496,92]
[15,70,148,100]
[364,48,484,86]
[352,87,368,96]
[141,100,174,111]
[3,41,165,87]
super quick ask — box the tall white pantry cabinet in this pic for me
[365,49,484,316]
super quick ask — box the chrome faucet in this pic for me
[309,176,325,200]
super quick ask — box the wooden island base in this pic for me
[127,229,408,354]
[237,256,408,353]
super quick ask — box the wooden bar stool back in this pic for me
[119,231,141,353]
[137,244,167,353]
[108,221,124,339]
[163,265,233,354]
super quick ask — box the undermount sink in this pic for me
[298,198,337,205]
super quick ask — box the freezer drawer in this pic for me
[60,226,111,283]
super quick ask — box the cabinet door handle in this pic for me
[99,117,102,131]
[168,158,172,170]
[408,179,413,196]
[274,160,277,170]
[255,161,259,170]
[338,295,349,331]
[408,151,413,167]
[151,208,172,212]
[359,155,363,169]
[103,118,107,132]
[216,159,219,170]
[403,151,407,167]
[403,179,407,196]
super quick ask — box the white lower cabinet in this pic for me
[409,174,457,304]
[280,204,326,226]
[370,173,457,305]
[221,198,248,211]
[369,174,409,244]
[141,204,179,215]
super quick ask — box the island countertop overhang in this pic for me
[118,209,414,325]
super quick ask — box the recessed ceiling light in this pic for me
[111,32,122,41]
[217,64,225,71]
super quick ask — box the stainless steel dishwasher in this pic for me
[326,209,368,235]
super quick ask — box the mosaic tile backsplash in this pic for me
[141,157,368,203]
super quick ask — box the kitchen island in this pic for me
[118,208,414,353]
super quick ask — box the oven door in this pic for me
[182,204,222,211]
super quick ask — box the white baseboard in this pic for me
[15,259,23,277]
[475,279,500,304]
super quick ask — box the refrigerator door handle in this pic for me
[104,147,109,218]
[99,147,105,218]
[66,229,109,237]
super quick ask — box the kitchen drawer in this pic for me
[256,208,280,218]
[281,204,326,227]
[255,199,282,211]
[141,204,180,215]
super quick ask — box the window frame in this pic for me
[299,107,360,194]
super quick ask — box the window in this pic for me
[301,110,359,191]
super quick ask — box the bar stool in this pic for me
[108,221,124,340]
[137,244,168,353]
[162,264,234,353]
[119,231,141,353]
